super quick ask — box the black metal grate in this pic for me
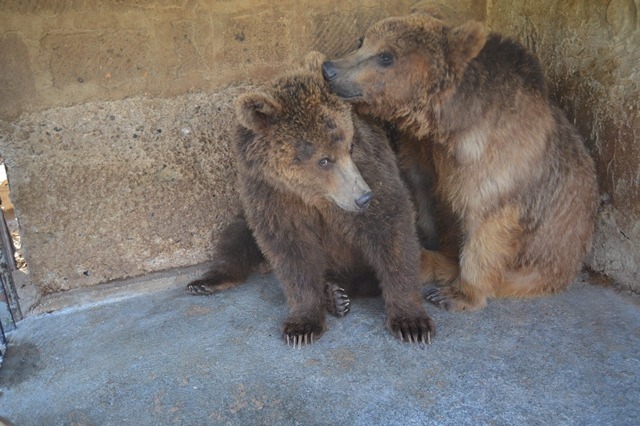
[0,208,21,362]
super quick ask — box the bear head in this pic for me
[235,67,373,212]
[322,14,486,137]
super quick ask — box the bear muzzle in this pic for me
[355,191,373,210]
[328,158,372,212]
[321,61,338,81]
[322,61,363,100]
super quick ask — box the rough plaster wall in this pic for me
[486,0,640,291]
[0,0,415,121]
[0,87,250,292]
[0,0,422,295]
[411,0,486,23]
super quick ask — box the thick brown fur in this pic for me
[385,124,439,250]
[186,215,268,295]
[323,15,598,311]
[189,57,434,345]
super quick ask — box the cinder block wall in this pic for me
[0,0,637,301]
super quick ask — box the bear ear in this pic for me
[235,91,281,132]
[301,51,326,74]
[448,20,487,76]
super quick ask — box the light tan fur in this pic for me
[324,15,598,311]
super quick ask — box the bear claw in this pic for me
[285,333,314,348]
[186,281,217,295]
[424,287,450,307]
[325,282,351,318]
[388,314,435,347]
[185,275,238,296]
[425,286,484,311]
[282,318,325,348]
[396,330,431,346]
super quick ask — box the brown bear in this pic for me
[322,15,598,311]
[187,59,434,346]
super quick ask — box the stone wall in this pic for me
[0,0,638,301]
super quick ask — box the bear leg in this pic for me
[425,205,522,311]
[419,248,459,285]
[352,198,436,344]
[281,282,328,347]
[186,215,265,295]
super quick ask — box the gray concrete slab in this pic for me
[1,273,639,425]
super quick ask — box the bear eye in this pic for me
[325,119,337,130]
[318,157,333,169]
[356,36,364,49]
[378,52,394,67]
[349,144,354,154]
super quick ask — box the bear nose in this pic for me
[355,192,373,209]
[322,61,338,81]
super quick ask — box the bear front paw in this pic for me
[324,282,351,317]
[387,313,436,346]
[424,286,485,311]
[282,317,326,348]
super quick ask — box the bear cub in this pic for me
[323,14,597,311]
[188,61,434,346]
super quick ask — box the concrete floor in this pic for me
[1,270,639,425]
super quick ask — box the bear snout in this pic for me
[322,61,338,81]
[322,64,363,100]
[355,191,373,210]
